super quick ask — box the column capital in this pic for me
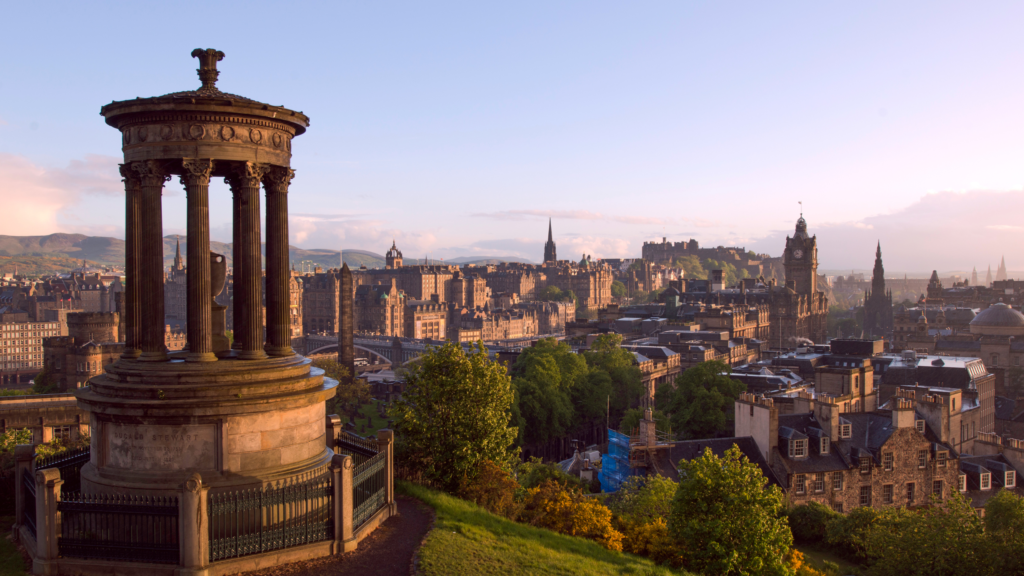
[179,158,215,188]
[131,160,172,187]
[225,161,270,190]
[263,166,295,195]
[118,163,142,190]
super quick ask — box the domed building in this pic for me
[969,303,1024,337]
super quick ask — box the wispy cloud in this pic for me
[290,212,370,222]
[987,224,1023,231]
[470,209,670,226]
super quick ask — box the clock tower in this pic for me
[784,215,817,295]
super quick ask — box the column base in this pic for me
[120,348,141,359]
[186,352,218,363]
[264,345,294,358]
[236,350,268,361]
[137,350,168,362]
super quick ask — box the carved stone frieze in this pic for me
[131,160,172,187]
[179,158,215,187]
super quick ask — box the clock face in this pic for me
[793,249,804,259]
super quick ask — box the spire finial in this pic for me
[191,48,225,91]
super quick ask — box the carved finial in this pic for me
[191,48,225,91]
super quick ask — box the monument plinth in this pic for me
[78,49,335,495]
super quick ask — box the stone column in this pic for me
[338,263,355,380]
[34,468,63,570]
[226,162,268,360]
[133,160,170,362]
[325,414,341,452]
[180,159,217,362]
[263,167,295,357]
[332,453,356,552]
[179,473,209,571]
[119,165,142,358]
[377,429,396,514]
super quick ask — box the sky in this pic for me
[2,1,1024,273]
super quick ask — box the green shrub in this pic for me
[824,506,880,563]
[788,502,839,544]
[458,459,523,519]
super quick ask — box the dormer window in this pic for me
[789,439,807,458]
[915,420,925,434]
[981,473,991,490]
[840,424,851,439]
[860,457,871,474]
[820,437,830,455]
[1007,471,1016,488]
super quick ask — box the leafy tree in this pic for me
[606,475,677,524]
[516,456,589,492]
[458,459,522,519]
[611,280,626,299]
[618,408,671,437]
[787,502,839,544]
[674,255,707,280]
[985,489,1024,574]
[391,342,518,493]
[583,334,644,425]
[0,389,31,397]
[511,339,586,446]
[864,492,987,576]
[31,367,60,394]
[823,505,880,563]
[661,361,745,439]
[669,445,793,576]
[312,358,370,416]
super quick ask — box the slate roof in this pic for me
[996,396,1017,421]
[654,436,782,486]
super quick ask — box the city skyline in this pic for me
[3,2,1024,270]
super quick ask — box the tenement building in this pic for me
[0,306,60,385]
[353,241,457,302]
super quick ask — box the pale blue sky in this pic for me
[2,1,1023,272]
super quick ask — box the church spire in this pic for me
[548,218,553,243]
[173,235,184,271]
[543,219,558,264]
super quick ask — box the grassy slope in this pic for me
[0,517,27,576]
[795,544,862,575]
[399,481,685,576]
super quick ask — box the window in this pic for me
[883,452,894,471]
[959,474,967,492]
[981,473,991,490]
[860,457,871,474]
[952,398,957,411]
[821,437,830,455]
[937,452,947,468]
[919,450,928,469]
[841,424,851,439]
[833,472,844,491]
[795,474,806,494]
[883,484,894,504]
[860,486,871,507]
[916,420,925,434]
[1007,471,1016,488]
[832,502,844,513]
[907,482,915,503]
[52,426,71,442]
[789,439,806,458]
[933,480,943,498]
[814,473,825,493]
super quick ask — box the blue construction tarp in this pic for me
[599,428,631,492]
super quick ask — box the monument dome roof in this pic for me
[970,303,1024,328]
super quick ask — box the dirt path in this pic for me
[241,495,435,576]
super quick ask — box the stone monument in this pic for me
[76,49,337,495]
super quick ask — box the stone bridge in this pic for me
[304,334,518,365]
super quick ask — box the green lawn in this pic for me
[349,399,391,436]
[0,516,28,576]
[399,481,687,576]
[796,544,862,575]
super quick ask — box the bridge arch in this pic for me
[306,343,393,364]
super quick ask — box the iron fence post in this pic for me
[33,468,62,575]
[376,429,396,514]
[13,444,34,542]
[333,454,356,552]
[179,472,209,574]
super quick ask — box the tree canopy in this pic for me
[656,360,745,439]
[610,280,626,299]
[391,342,518,493]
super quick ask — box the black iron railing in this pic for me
[352,450,387,528]
[36,447,90,494]
[208,469,333,562]
[335,431,378,466]
[21,468,36,539]
[57,493,179,564]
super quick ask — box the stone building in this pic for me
[474,264,544,301]
[302,270,340,334]
[405,299,447,340]
[449,307,537,343]
[164,236,188,330]
[735,391,961,512]
[863,243,893,338]
[544,259,614,311]
[43,312,123,391]
[641,236,783,280]
[0,393,89,444]
[0,307,60,386]
[450,270,490,309]
[354,241,456,302]
[353,280,405,336]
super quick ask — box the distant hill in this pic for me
[0,234,125,267]
[445,256,535,265]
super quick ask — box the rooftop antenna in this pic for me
[798,201,803,217]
